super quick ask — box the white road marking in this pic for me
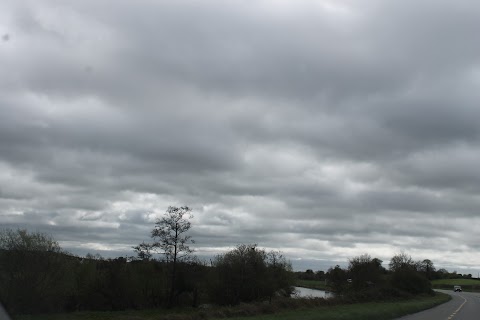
[447,294,467,319]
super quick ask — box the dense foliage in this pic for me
[323,252,434,299]
[0,229,293,315]
[1,226,471,316]
[209,244,294,305]
[0,229,72,314]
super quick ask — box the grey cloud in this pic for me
[1,0,480,273]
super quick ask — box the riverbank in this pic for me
[15,292,450,320]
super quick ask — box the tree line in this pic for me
[294,252,479,304]
[324,253,431,297]
[1,205,469,315]
[316,252,471,300]
[0,207,294,315]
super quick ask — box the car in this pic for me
[454,285,462,292]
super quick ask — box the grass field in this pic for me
[15,293,450,320]
[431,278,480,292]
[295,279,327,290]
[431,278,480,286]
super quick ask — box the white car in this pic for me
[454,285,462,292]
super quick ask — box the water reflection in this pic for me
[292,286,334,299]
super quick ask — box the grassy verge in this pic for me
[225,292,451,320]
[15,293,450,320]
[295,279,327,290]
[14,307,201,320]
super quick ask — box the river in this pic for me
[292,286,334,299]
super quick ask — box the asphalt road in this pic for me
[395,290,480,320]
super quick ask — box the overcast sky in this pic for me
[1,0,480,274]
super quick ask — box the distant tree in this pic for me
[389,252,416,272]
[436,268,449,279]
[0,228,61,252]
[134,206,195,307]
[0,229,73,314]
[133,242,153,260]
[209,244,293,305]
[372,258,386,272]
[326,265,348,293]
[304,269,315,280]
[348,254,384,290]
[418,259,436,280]
[85,252,104,260]
[389,253,432,294]
[265,250,294,302]
[316,270,326,281]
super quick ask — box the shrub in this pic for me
[391,268,432,294]
[208,244,293,305]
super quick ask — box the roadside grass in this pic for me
[295,279,327,290]
[15,292,450,320]
[14,307,198,320]
[225,293,451,320]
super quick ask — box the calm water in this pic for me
[292,286,334,299]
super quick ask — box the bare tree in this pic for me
[389,252,416,272]
[419,259,436,280]
[134,206,195,307]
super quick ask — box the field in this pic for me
[431,278,480,286]
[431,278,480,292]
[15,293,450,320]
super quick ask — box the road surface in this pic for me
[395,290,480,320]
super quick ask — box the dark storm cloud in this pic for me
[1,0,480,273]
